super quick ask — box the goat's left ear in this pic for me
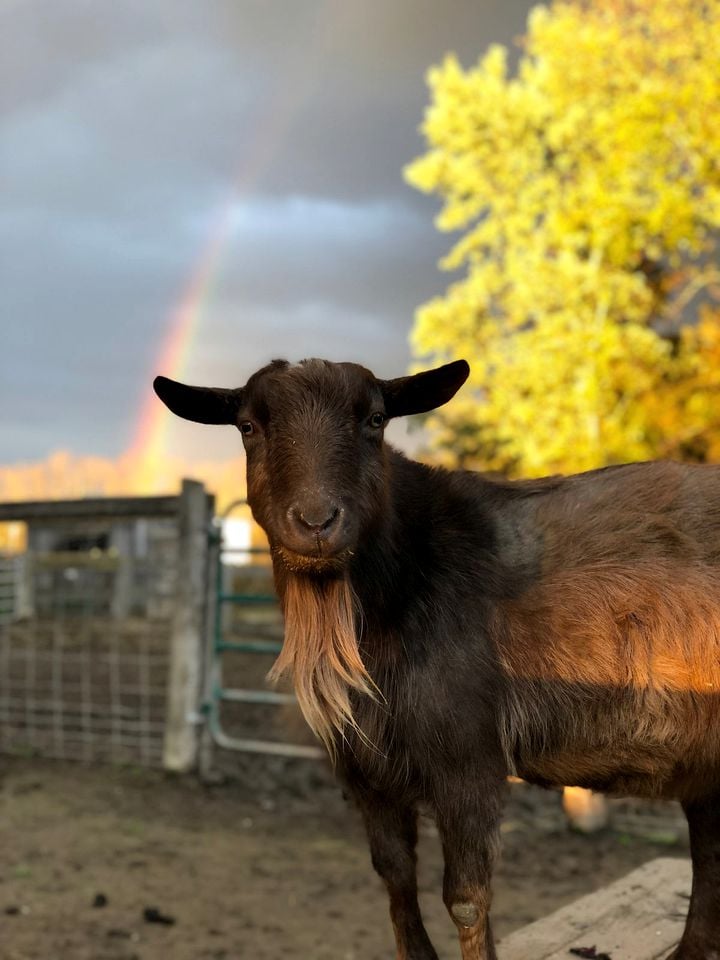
[380,360,470,419]
[153,376,243,425]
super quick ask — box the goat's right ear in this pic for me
[153,376,243,425]
[380,360,470,419]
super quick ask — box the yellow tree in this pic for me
[406,0,720,475]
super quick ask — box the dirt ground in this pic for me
[0,754,690,960]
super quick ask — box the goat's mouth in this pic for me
[274,543,353,575]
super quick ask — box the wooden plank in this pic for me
[32,551,120,570]
[499,857,691,960]
[0,495,184,521]
[198,525,220,782]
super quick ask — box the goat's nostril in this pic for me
[299,506,339,532]
[288,502,342,536]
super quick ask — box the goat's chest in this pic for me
[345,669,501,797]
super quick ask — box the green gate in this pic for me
[201,500,322,766]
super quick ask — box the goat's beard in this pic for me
[268,573,377,758]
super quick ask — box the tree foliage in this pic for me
[406,0,720,475]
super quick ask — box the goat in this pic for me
[154,358,720,960]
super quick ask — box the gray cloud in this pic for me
[1,0,533,461]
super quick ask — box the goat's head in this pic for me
[154,358,468,572]
[154,358,468,750]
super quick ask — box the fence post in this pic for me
[163,479,212,773]
[198,521,221,782]
[16,552,34,619]
[110,524,132,619]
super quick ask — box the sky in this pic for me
[1,0,534,465]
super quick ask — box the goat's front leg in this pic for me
[435,779,504,960]
[669,793,720,960]
[351,785,439,960]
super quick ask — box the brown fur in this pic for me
[267,572,379,756]
[496,561,720,798]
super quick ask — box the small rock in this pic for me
[92,892,108,908]
[143,906,175,926]
[569,947,612,960]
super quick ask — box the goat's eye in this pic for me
[368,412,386,429]
[239,421,254,436]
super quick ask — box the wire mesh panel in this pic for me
[0,618,171,766]
[0,553,18,624]
[0,539,176,766]
[33,552,118,617]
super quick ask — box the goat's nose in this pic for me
[288,501,342,536]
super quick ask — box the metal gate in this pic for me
[200,501,322,771]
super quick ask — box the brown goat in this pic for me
[155,358,720,960]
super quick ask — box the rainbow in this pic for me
[128,4,342,488]
[127,205,232,477]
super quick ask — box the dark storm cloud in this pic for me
[1,0,533,460]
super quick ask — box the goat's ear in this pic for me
[380,360,470,418]
[153,376,243,425]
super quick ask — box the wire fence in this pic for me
[0,485,216,772]
[0,618,171,766]
[0,546,175,767]
[0,552,19,624]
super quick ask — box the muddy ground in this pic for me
[0,754,689,960]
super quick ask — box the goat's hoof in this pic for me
[450,901,479,927]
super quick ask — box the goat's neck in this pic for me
[348,450,445,635]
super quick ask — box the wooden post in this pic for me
[15,551,34,619]
[163,479,213,773]
[198,521,221,782]
[110,523,132,619]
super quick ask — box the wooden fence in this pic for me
[0,480,214,772]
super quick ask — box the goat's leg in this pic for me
[353,788,439,960]
[669,794,720,960]
[435,784,503,960]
